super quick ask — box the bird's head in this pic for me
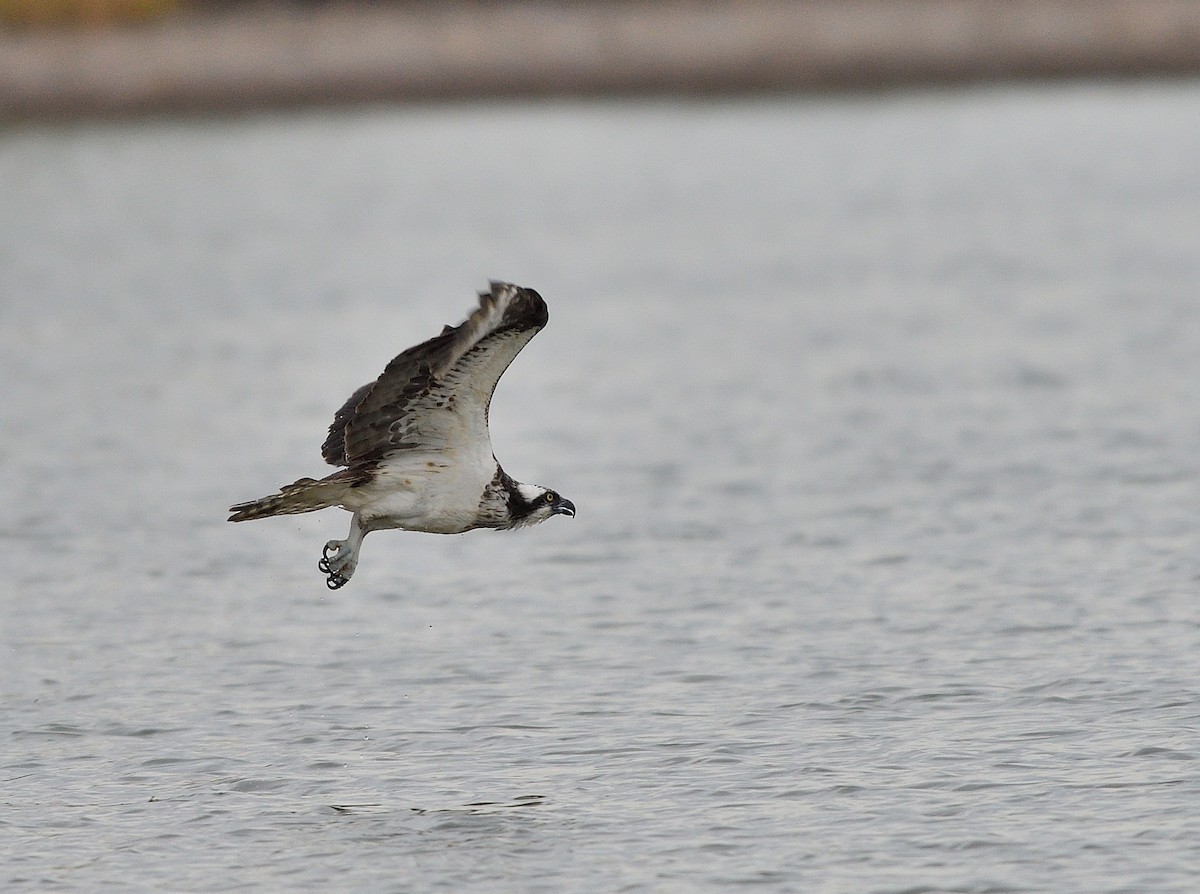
[510,482,576,528]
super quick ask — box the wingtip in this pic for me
[484,280,533,300]
[481,280,548,327]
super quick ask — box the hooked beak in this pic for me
[553,497,576,518]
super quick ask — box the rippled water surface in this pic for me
[3,84,1200,892]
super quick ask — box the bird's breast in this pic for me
[356,450,495,534]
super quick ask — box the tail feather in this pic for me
[228,476,348,522]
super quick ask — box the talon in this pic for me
[318,538,354,589]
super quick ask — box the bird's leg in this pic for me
[318,513,366,589]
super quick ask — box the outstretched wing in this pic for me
[321,281,548,467]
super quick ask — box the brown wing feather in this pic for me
[320,381,374,465]
[321,282,548,467]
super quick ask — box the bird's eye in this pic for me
[545,492,556,503]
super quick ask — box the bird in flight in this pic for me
[229,281,575,588]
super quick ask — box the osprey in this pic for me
[229,281,575,589]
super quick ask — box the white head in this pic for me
[508,482,576,528]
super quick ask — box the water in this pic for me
[2,83,1200,892]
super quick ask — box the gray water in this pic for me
[2,83,1199,892]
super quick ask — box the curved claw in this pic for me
[319,540,351,589]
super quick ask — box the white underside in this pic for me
[339,446,496,534]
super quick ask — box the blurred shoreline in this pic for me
[3,0,1200,122]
